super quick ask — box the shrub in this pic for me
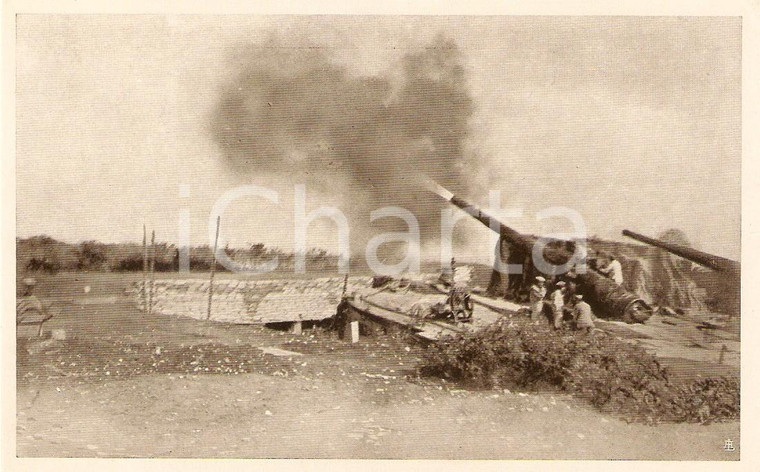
[670,377,740,424]
[26,257,59,274]
[419,320,739,424]
[77,240,108,270]
[112,254,145,272]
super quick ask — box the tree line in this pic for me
[17,235,337,274]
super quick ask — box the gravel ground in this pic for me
[14,272,740,460]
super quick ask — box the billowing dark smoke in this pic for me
[212,36,475,255]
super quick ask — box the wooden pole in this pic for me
[719,344,728,365]
[149,230,156,316]
[207,216,221,320]
[142,224,148,313]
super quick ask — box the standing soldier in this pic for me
[599,253,624,286]
[550,281,566,329]
[529,276,547,322]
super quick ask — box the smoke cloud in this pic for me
[212,35,476,256]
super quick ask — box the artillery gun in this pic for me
[621,230,740,277]
[622,229,740,318]
[427,181,652,323]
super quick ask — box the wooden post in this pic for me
[719,344,728,365]
[291,321,303,335]
[148,230,156,316]
[348,321,359,343]
[207,216,221,320]
[142,224,148,313]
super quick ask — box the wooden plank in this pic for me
[469,293,523,314]
[359,298,419,326]
[432,283,523,314]
[345,298,464,341]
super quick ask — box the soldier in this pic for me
[528,276,547,322]
[17,277,52,337]
[599,253,624,286]
[550,281,566,329]
[572,294,595,333]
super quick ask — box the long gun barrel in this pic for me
[622,230,740,275]
[428,181,533,253]
[427,181,570,265]
[427,180,652,323]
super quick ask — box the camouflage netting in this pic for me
[606,230,708,313]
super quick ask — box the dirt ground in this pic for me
[15,272,740,460]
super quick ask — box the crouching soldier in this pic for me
[572,294,595,333]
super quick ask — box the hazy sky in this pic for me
[16,16,741,262]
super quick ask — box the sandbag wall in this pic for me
[128,277,373,324]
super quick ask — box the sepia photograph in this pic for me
[7,8,748,464]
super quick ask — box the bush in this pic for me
[26,257,59,274]
[112,254,145,272]
[670,377,740,424]
[77,240,108,270]
[419,320,739,424]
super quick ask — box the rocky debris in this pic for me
[51,329,67,340]
[17,337,298,382]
